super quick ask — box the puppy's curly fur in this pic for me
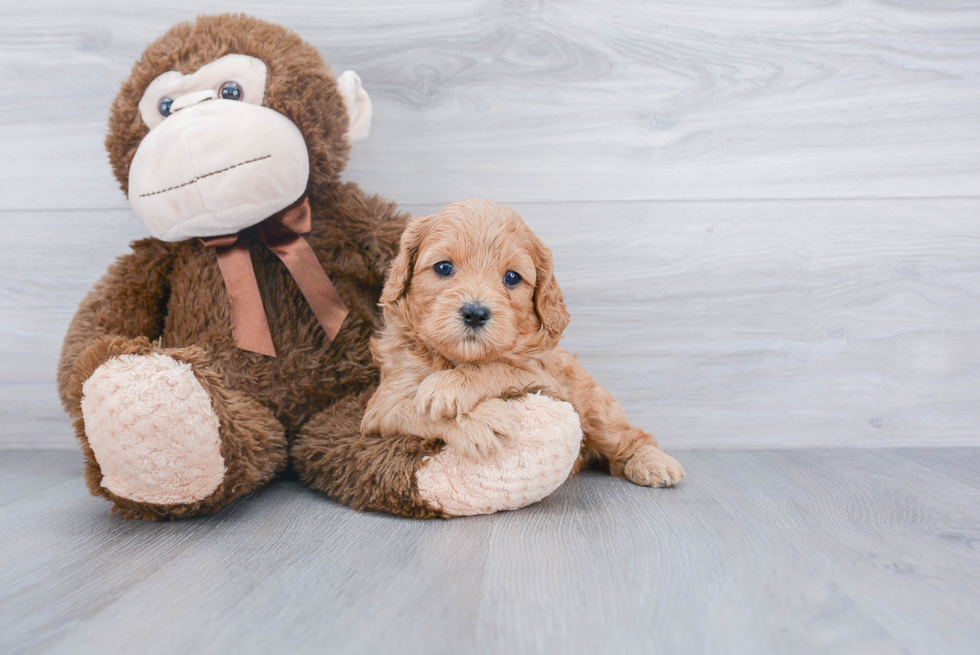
[363,199,684,487]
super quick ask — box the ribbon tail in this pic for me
[212,239,277,357]
[268,237,349,341]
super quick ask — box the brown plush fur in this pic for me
[290,391,446,519]
[362,199,685,486]
[59,14,413,519]
[65,336,288,519]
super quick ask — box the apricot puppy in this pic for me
[361,199,684,488]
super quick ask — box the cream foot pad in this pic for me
[416,394,583,516]
[81,353,225,505]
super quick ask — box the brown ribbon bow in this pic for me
[201,196,348,357]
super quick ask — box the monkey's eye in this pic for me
[503,271,522,287]
[433,261,453,277]
[158,98,173,117]
[219,81,243,101]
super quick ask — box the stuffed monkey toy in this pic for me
[59,14,582,520]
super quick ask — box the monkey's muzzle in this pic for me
[127,99,309,242]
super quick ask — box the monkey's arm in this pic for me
[57,238,174,409]
[291,390,446,519]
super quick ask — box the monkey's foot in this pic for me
[80,353,226,505]
[415,394,583,516]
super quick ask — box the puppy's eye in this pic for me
[503,271,522,287]
[158,98,173,117]
[433,261,454,277]
[220,81,243,101]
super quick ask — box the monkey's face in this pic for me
[129,54,312,241]
[107,15,371,242]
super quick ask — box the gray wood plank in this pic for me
[717,449,980,655]
[0,449,79,506]
[0,478,285,653]
[1,0,979,210]
[0,475,491,654]
[477,449,980,655]
[2,449,979,654]
[0,384,75,450]
[5,199,978,449]
[38,491,492,655]
[891,448,980,490]
[474,452,913,655]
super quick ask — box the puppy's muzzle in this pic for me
[460,302,491,330]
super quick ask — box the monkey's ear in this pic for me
[337,70,372,144]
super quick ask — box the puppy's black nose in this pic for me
[460,302,491,329]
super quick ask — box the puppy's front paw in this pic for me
[415,371,474,419]
[445,400,520,461]
[415,382,457,419]
[624,444,685,488]
[444,420,503,461]
[468,398,521,445]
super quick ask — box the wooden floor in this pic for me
[2,448,978,655]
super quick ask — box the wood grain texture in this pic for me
[894,447,980,490]
[2,1,979,449]
[4,199,978,448]
[0,385,74,450]
[1,448,978,654]
[0,0,979,210]
[0,449,79,506]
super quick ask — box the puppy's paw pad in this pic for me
[625,446,685,488]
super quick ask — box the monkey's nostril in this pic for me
[460,302,491,329]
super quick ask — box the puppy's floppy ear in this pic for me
[380,214,427,305]
[529,231,570,336]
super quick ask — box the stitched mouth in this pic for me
[138,154,272,198]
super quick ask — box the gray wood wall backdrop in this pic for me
[1,0,978,449]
